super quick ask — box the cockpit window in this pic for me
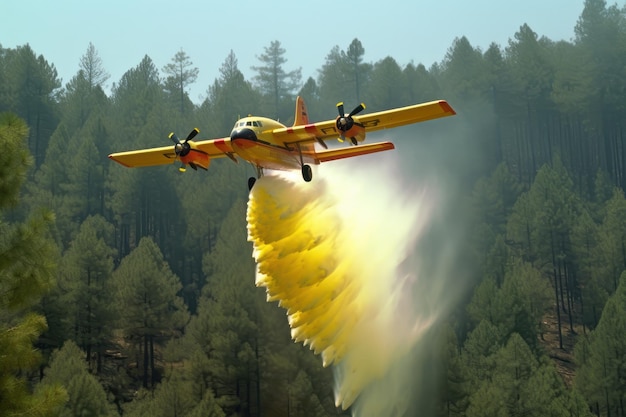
[234,120,263,129]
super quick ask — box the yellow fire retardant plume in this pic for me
[247,162,439,415]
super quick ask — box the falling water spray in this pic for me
[247,152,462,416]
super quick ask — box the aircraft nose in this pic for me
[230,128,257,141]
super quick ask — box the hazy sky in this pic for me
[4,0,585,103]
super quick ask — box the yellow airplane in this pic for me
[108,96,456,188]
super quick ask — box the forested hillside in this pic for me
[2,0,626,415]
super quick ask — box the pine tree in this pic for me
[467,334,592,417]
[364,56,407,109]
[345,38,370,103]
[56,215,116,370]
[112,236,189,388]
[316,45,352,113]
[575,271,626,416]
[40,340,117,416]
[162,48,198,113]
[0,113,67,416]
[252,40,302,119]
[1,45,61,166]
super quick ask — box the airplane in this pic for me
[108,96,456,189]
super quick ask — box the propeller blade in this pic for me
[185,128,200,142]
[337,102,345,117]
[348,103,365,117]
[169,132,181,145]
[335,101,365,142]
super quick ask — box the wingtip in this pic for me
[108,154,132,168]
[439,100,456,115]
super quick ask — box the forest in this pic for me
[2,0,626,415]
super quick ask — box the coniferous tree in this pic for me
[345,38,370,103]
[162,48,198,113]
[317,45,352,114]
[1,45,61,166]
[403,62,441,104]
[186,200,264,415]
[574,0,626,186]
[79,42,110,89]
[7,5,626,412]
[202,50,262,135]
[467,333,591,417]
[575,271,626,416]
[56,43,110,135]
[297,76,322,120]
[437,324,468,417]
[0,113,67,416]
[112,236,189,388]
[40,340,117,416]
[570,207,602,330]
[506,24,556,179]
[508,158,581,347]
[56,215,116,370]
[364,56,407,110]
[440,36,488,103]
[110,55,162,145]
[252,40,302,120]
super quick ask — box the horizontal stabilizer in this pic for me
[312,142,394,163]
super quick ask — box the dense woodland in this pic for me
[3,0,626,415]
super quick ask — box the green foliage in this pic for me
[364,56,407,110]
[202,51,263,135]
[162,48,198,114]
[441,36,489,102]
[252,40,302,119]
[6,7,626,413]
[113,236,189,334]
[112,236,189,388]
[575,271,626,416]
[466,334,592,417]
[0,45,60,166]
[0,113,67,416]
[40,340,117,416]
[44,216,117,362]
[189,201,259,412]
[0,113,31,208]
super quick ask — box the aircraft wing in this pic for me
[355,99,456,131]
[272,100,455,144]
[108,137,234,168]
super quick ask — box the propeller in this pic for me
[169,128,199,171]
[336,102,365,142]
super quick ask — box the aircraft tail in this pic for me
[293,96,310,126]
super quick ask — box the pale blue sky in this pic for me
[4,0,586,103]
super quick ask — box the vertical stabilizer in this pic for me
[293,96,310,126]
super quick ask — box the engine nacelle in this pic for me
[335,101,367,145]
[180,147,210,170]
[336,116,366,144]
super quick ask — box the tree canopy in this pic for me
[2,2,626,414]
